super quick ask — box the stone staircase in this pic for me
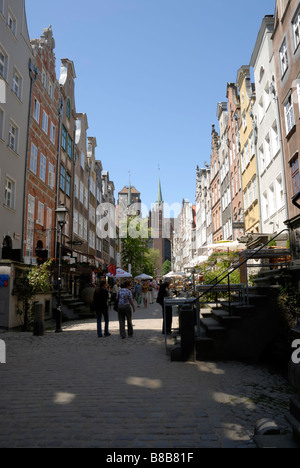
[52,290,93,321]
[196,280,283,362]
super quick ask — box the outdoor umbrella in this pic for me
[106,268,132,278]
[134,273,153,280]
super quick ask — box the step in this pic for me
[195,334,215,360]
[200,317,227,338]
[211,309,242,327]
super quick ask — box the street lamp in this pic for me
[55,203,69,333]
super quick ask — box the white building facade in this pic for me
[0,0,33,260]
[250,15,288,235]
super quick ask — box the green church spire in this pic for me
[157,175,163,205]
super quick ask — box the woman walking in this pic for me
[117,281,136,339]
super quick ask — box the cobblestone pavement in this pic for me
[0,302,295,448]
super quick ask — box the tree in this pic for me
[162,259,172,276]
[120,215,149,277]
[143,248,161,277]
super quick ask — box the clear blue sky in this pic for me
[25,0,276,216]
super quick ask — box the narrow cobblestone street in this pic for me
[0,302,295,448]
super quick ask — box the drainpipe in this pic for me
[54,96,64,261]
[21,59,39,263]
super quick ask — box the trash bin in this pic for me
[171,304,195,362]
[33,302,44,337]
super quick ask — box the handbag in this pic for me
[113,299,119,312]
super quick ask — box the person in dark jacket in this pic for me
[156,278,173,335]
[93,280,111,338]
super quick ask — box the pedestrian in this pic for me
[141,280,149,308]
[134,281,141,308]
[93,280,111,338]
[149,280,154,304]
[156,278,173,335]
[117,281,136,339]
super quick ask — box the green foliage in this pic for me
[142,248,161,277]
[15,259,53,331]
[277,274,300,344]
[197,251,241,301]
[120,215,151,277]
[162,259,172,276]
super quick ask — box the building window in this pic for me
[48,79,54,100]
[284,94,295,134]
[263,191,269,220]
[66,173,71,197]
[60,165,66,191]
[242,110,247,131]
[37,201,44,226]
[258,97,264,123]
[61,126,67,151]
[252,176,257,201]
[292,9,300,51]
[79,182,84,204]
[4,177,15,209]
[279,39,289,77]
[265,133,271,167]
[42,111,48,134]
[48,163,55,189]
[291,156,300,196]
[269,183,275,215]
[271,120,280,157]
[30,143,38,174]
[7,11,16,36]
[0,48,7,80]
[67,135,73,159]
[8,121,18,152]
[41,69,47,89]
[50,122,56,144]
[12,70,22,100]
[33,98,40,123]
[40,153,46,182]
[276,173,284,208]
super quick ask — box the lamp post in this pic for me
[55,203,69,333]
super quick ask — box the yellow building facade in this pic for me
[236,66,261,234]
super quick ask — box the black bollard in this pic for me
[33,302,44,337]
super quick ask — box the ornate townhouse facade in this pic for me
[226,82,244,241]
[251,15,288,235]
[217,101,233,241]
[24,26,59,264]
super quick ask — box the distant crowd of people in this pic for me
[92,277,173,339]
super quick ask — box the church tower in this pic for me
[149,174,173,276]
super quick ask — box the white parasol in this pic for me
[134,273,153,280]
[106,268,132,278]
